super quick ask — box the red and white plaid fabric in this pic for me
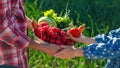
[0,0,30,68]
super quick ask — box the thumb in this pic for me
[31,20,38,29]
[67,30,73,37]
[67,30,76,40]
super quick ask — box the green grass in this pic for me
[24,0,118,68]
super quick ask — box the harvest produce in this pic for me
[34,22,75,46]
[43,9,74,29]
[69,28,81,38]
[69,24,85,38]
[38,16,57,27]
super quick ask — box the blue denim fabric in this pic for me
[83,28,120,68]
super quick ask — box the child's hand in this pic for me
[67,31,95,44]
[67,31,85,43]
[55,45,83,59]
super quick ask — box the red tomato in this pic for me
[69,28,80,38]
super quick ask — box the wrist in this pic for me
[75,48,84,57]
[79,36,95,44]
[27,39,44,50]
[77,35,87,43]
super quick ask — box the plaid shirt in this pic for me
[0,0,30,68]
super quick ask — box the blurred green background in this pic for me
[25,0,120,29]
[25,0,120,68]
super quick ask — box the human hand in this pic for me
[33,36,62,56]
[41,43,62,56]
[27,18,38,30]
[67,31,85,42]
[55,45,83,59]
[31,19,39,29]
[67,31,95,44]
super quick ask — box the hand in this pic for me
[67,31,85,42]
[27,18,38,30]
[41,43,62,56]
[34,37,62,56]
[26,17,33,29]
[55,45,83,59]
[67,31,95,44]
[28,38,62,56]
[31,19,39,29]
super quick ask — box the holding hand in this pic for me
[55,45,83,59]
[28,38,63,56]
[43,43,62,56]
[67,31,95,44]
[27,18,38,30]
[67,31,85,42]
[34,36,63,56]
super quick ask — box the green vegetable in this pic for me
[38,16,57,27]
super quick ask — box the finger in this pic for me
[38,38,49,45]
[67,30,72,36]
[67,31,75,38]
[67,34,76,41]
[66,30,69,35]
[34,36,48,44]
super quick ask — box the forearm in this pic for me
[27,39,40,50]
[27,39,50,52]
[78,37,95,44]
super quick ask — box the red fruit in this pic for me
[41,35,47,40]
[61,37,67,42]
[39,28,45,34]
[69,28,80,38]
[39,22,48,27]
[47,31,52,36]
[51,27,60,32]
[60,30,66,37]
[66,39,75,45]
[46,37,50,42]
[34,23,76,46]
[42,25,49,31]
[51,32,57,38]
[34,28,40,37]
[56,39,61,45]
[50,38,55,43]
[57,36,62,39]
